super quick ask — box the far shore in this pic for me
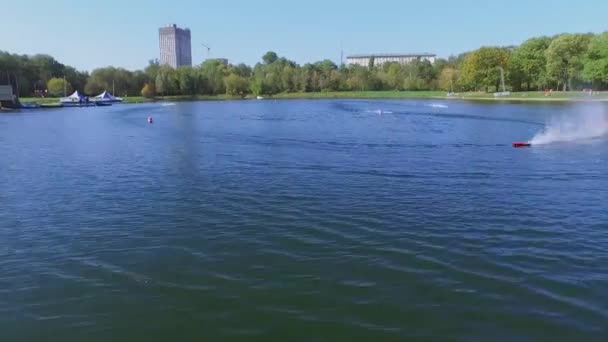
[15,91,608,107]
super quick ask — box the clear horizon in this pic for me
[3,0,608,72]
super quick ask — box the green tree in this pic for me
[155,66,179,95]
[199,59,227,95]
[461,47,511,92]
[129,70,148,96]
[144,59,161,82]
[439,67,460,92]
[85,67,135,96]
[346,65,376,91]
[546,33,593,91]
[30,54,63,84]
[262,51,279,65]
[295,64,314,92]
[46,77,71,97]
[250,77,264,96]
[382,63,404,90]
[415,60,437,90]
[368,56,375,70]
[0,51,92,97]
[0,53,28,96]
[313,60,338,91]
[403,67,427,90]
[583,32,608,88]
[447,53,468,69]
[230,63,252,78]
[264,72,280,94]
[280,65,296,92]
[177,66,197,95]
[155,74,165,95]
[250,53,299,94]
[224,73,249,96]
[64,66,89,94]
[510,36,552,90]
[432,58,450,75]
[141,82,156,98]
[326,69,343,91]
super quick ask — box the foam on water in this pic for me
[427,103,449,109]
[365,110,394,115]
[531,106,608,145]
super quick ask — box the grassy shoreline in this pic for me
[17,91,608,105]
[270,91,608,102]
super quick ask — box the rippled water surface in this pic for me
[1,99,607,341]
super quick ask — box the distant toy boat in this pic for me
[256,96,264,100]
[513,141,531,148]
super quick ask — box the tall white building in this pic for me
[159,24,192,68]
[346,53,436,67]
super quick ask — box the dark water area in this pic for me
[1,99,607,341]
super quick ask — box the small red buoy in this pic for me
[513,141,531,148]
[147,116,153,124]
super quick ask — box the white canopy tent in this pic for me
[93,90,122,103]
[60,90,85,103]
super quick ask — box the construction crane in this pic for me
[201,43,211,59]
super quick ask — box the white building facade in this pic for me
[346,53,436,67]
[159,24,192,68]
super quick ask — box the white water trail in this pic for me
[365,110,393,115]
[530,108,608,145]
[427,103,448,109]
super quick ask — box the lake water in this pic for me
[1,99,607,341]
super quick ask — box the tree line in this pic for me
[2,32,608,98]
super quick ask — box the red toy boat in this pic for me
[513,141,531,148]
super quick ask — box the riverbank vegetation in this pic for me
[3,32,608,100]
[19,90,608,107]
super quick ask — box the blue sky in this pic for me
[3,0,608,71]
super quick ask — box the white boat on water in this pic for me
[256,96,264,100]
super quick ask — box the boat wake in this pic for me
[531,110,608,145]
[427,103,449,109]
[365,110,393,115]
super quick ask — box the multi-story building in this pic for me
[159,24,192,68]
[346,53,436,67]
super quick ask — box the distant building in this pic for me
[0,85,18,109]
[346,53,436,67]
[159,24,192,68]
[208,58,228,65]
